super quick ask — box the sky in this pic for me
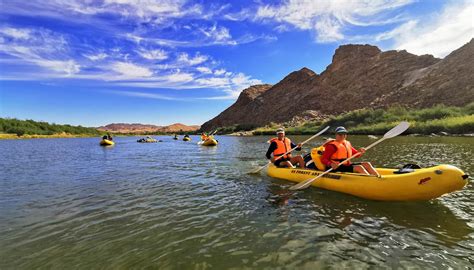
[0,0,473,127]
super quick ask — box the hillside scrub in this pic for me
[252,103,474,135]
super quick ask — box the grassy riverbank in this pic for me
[251,103,474,135]
[0,133,98,139]
[0,118,197,139]
[0,118,101,139]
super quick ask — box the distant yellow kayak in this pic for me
[99,139,114,146]
[200,138,218,146]
[267,164,468,201]
[183,137,191,141]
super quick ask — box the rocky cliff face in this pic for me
[201,84,273,129]
[201,39,474,131]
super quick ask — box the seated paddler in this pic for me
[321,126,378,176]
[266,128,304,168]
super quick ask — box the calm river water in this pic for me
[0,135,473,269]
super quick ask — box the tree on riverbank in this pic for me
[0,118,100,136]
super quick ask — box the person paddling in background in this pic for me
[106,132,113,141]
[266,128,305,168]
[321,126,378,176]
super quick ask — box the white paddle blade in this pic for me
[316,126,330,136]
[248,162,270,174]
[289,172,325,190]
[383,121,410,139]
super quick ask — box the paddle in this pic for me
[289,121,410,191]
[210,129,218,136]
[248,126,330,174]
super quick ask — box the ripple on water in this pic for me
[0,136,473,268]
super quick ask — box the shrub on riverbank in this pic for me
[0,118,100,136]
[252,103,474,135]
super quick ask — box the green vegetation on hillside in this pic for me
[251,103,474,135]
[0,118,100,137]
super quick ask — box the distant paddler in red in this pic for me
[266,128,304,168]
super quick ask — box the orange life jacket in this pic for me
[270,137,292,159]
[326,139,353,165]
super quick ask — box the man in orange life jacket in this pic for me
[321,126,378,176]
[266,128,305,168]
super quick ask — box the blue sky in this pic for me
[0,0,472,127]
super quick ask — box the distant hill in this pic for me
[98,123,200,134]
[201,39,474,131]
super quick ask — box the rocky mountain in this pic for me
[201,39,474,131]
[98,123,200,133]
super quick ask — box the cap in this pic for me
[276,128,285,134]
[335,126,348,134]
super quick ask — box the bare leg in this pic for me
[282,161,295,168]
[290,156,305,168]
[361,162,379,177]
[353,165,369,175]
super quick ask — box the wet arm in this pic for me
[266,142,277,159]
[290,142,302,151]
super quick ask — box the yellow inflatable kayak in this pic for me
[99,139,114,146]
[200,138,218,146]
[183,137,191,141]
[267,164,468,201]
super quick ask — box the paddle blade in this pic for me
[319,126,330,135]
[383,121,410,139]
[289,176,317,190]
[248,167,263,175]
[247,162,270,175]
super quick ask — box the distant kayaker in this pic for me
[201,132,208,141]
[321,126,378,176]
[266,128,304,168]
[106,133,113,141]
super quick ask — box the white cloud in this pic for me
[256,0,414,43]
[200,24,233,43]
[106,90,177,100]
[214,68,226,75]
[111,62,153,78]
[0,27,81,75]
[165,71,194,83]
[177,52,208,65]
[195,77,230,88]
[0,27,31,39]
[138,49,168,60]
[84,53,108,61]
[1,1,199,24]
[32,59,80,75]
[374,20,418,42]
[392,1,474,57]
[199,72,262,99]
[196,66,212,74]
[0,4,266,100]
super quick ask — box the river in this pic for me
[0,135,472,269]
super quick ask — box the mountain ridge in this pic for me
[201,39,474,131]
[98,123,200,133]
